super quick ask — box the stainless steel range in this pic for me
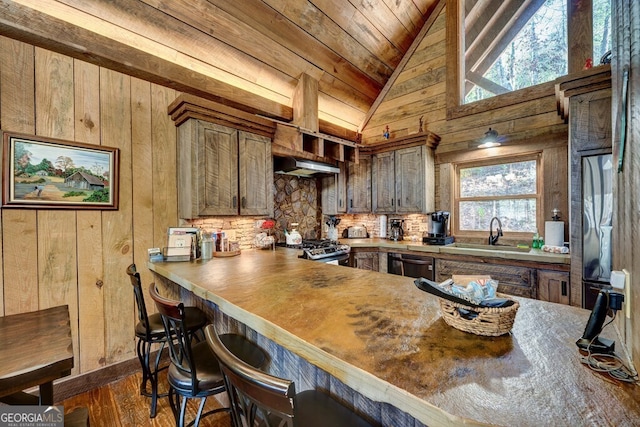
[296,240,351,265]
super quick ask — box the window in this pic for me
[463,0,567,104]
[453,0,613,106]
[454,155,541,236]
[593,0,611,62]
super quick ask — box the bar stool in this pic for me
[126,264,207,418]
[149,283,266,427]
[204,324,375,427]
[389,253,433,278]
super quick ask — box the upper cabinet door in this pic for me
[178,119,239,218]
[201,122,239,216]
[178,119,273,218]
[238,130,273,216]
[321,162,347,215]
[395,146,426,213]
[372,151,395,213]
[347,155,372,213]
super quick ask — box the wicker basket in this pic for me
[438,293,519,336]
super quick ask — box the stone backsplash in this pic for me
[183,174,433,249]
[273,174,320,242]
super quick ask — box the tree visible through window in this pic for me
[462,0,612,105]
[464,0,567,104]
[457,158,539,233]
[593,0,611,62]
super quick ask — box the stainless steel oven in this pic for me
[297,240,351,266]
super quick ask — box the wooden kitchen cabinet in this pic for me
[350,249,379,271]
[538,270,570,305]
[435,258,535,298]
[321,162,347,215]
[346,155,372,213]
[178,119,273,218]
[372,145,434,214]
[371,151,395,212]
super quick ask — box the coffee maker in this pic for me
[423,211,454,245]
[389,219,405,241]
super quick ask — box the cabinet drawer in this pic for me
[435,259,534,298]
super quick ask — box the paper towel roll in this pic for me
[545,221,564,247]
[379,215,387,238]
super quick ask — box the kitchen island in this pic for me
[149,247,638,426]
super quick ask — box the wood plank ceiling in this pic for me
[0,0,530,137]
[0,0,439,133]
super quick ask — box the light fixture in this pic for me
[477,128,501,148]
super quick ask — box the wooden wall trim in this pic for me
[435,124,568,162]
[53,356,142,403]
[445,0,463,119]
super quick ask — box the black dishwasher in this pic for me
[388,253,434,280]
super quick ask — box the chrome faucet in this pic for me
[488,217,503,245]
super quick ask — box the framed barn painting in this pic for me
[2,131,120,209]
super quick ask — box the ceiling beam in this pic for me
[465,70,510,95]
[0,0,292,120]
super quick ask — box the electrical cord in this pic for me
[579,308,639,384]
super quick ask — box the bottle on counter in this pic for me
[532,229,540,249]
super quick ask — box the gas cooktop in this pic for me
[276,239,350,260]
[301,243,351,260]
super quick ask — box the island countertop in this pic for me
[149,248,638,426]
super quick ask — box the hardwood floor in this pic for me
[60,370,231,427]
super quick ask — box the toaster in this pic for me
[345,225,368,238]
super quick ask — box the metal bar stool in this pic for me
[149,283,266,427]
[204,324,375,427]
[126,264,207,418]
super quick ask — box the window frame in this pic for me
[446,0,600,120]
[452,152,543,241]
[445,0,560,120]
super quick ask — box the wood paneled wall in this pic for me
[362,4,568,237]
[362,2,636,365]
[612,0,639,370]
[0,37,178,375]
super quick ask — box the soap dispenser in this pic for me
[532,229,540,249]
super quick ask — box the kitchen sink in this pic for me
[447,243,531,252]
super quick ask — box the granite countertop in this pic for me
[149,248,637,426]
[344,238,571,264]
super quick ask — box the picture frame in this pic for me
[2,131,119,210]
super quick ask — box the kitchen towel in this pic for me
[544,221,564,247]
[542,244,569,254]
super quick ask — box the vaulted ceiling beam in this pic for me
[0,0,292,120]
